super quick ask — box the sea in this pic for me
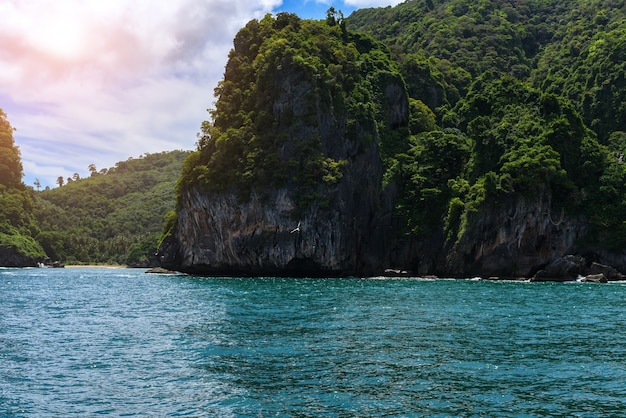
[1,267,625,417]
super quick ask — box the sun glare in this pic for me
[28,19,86,60]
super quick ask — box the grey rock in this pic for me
[531,255,587,282]
[444,189,587,278]
[581,273,608,283]
[586,262,623,281]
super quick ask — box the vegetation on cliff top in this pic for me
[179,11,413,209]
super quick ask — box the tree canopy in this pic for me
[0,109,45,261]
[345,0,626,248]
[0,109,24,189]
[180,12,408,203]
[35,151,189,265]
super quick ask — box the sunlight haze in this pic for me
[0,0,403,189]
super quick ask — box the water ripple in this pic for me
[2,271,626,416]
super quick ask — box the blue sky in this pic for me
[0,0,403,189]
[275,0,357,18]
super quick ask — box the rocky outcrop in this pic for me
[159,178,386,276]
[0,246,39,267]
[159,84,408,277]
[441,189,587,278]
[158,15,414,277]
[160,153,626,278]
[159,140,387,277]
[531,257,624,282]
[158,15,626,279]
[580,273,608,283]
[160,169,626,278]
[586,261,624,281]
[531,255,586,282]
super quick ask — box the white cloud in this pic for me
[0,0,281,188]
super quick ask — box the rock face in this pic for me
[160,183,383,276]
[159,123,392,276]
[531,255,587,282]
[441,189,587,278]
[159,64,407,276]
[161,159,626,278]
[0,246,38,267]
[159,142,626,278]
[531,258,624,282]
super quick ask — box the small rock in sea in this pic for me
[146,267,178,274]
[580,273,608,283]
[384,269,411,277]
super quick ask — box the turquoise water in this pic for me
[1,268,626,416]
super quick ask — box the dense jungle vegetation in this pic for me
[0,109,46,260]
[181,10,408,204]
[346,0,626,247]
[180,0,626,252]
[0,115,187,266]
[34,151,189,265]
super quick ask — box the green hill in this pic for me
[34,150,189,266]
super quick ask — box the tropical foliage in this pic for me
[34,151,189,265]
[346,0,626,248]
[0,109,46,259]
[180,12,408,204]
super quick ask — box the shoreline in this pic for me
[64,265,127,269]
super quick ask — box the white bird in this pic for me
[290,221,301,234]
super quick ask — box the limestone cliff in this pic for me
[159,14,406,276]
[160,176,381,276]
[159,14,626,278]
[159,131,390,276]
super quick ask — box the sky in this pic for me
[0,0,404,189]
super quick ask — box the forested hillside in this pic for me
[161,1,626,278]
[0,104,189,267]
[35,151,189,266]
[347,0,626,251]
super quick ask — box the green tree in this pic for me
[391,129,471,235]
[0,109,24,189]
